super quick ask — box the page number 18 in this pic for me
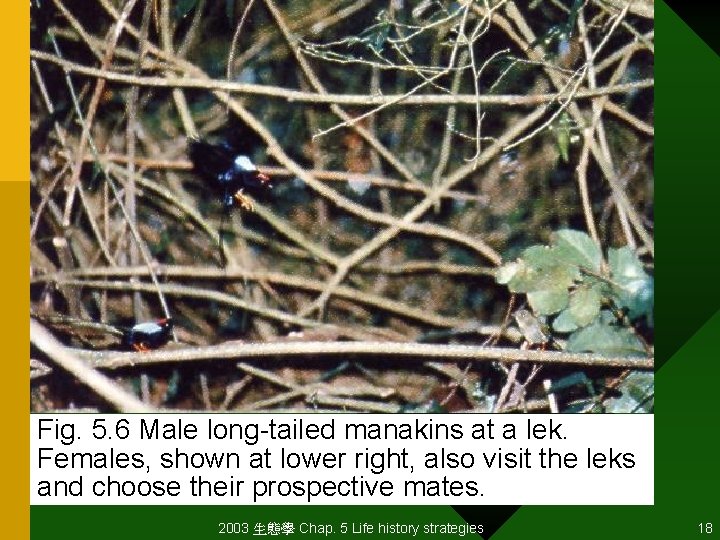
[699,523,713,534]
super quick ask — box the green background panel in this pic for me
[29,2,720,539]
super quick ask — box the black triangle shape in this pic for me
[451,506,520,538]
[664,1,720,57]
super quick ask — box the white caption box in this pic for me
[31,413,653,505]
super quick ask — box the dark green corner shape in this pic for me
[656,0,720,368]
[451,506,520,538]
[664,0,720,56]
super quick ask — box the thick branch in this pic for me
[75,340,654,370]
[31,319,153,412]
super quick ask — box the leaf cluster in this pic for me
[497,229,652,356]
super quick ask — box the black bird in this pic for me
[122,318,174,352]
[31,313,175,352]
[188,139,272,211]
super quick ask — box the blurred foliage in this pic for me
[604,372,654,413]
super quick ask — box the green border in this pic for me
[32,505,480,539]
[30,2,720,539]
[655,1,720,368]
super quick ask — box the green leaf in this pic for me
[582,274,612,296]
[556,122,570,162]
[527,288,569,315]
[604,372,654,413]
[521,245,556,266]
[552,308,579,332]
[568,284,602,327]
[495,261,519,285]
[608,247,654,320]
[552,229,602,271]
[608,246,645,280]
[566,313,647,357]
[597,309,616,324]
[507,245,578,293]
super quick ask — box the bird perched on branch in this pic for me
[32,313,174,352]
[514,309,561,350]
[122,318,174,352]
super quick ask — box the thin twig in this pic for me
[34,271,490,331]
[30,49,653,106]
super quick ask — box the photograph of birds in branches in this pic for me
[30,0,653,413]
